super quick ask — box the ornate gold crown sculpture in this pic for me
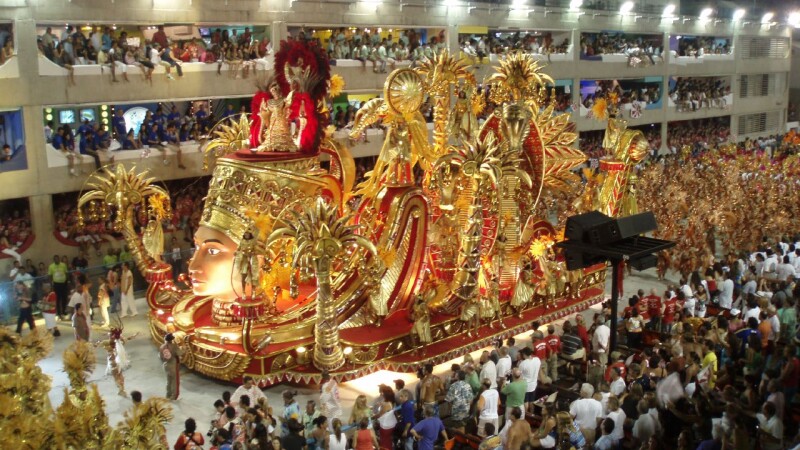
[76,42,644,385]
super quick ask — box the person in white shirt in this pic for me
[592,315,610,368]
[476,380,500,437]
[518,347,541,413]
[766,306,780,344]
[763,250,779,277]
[776,255,796,281]
[609,367,626,396]
[319,371,342,423]
[480,351,498,389]
[718,272,735,309]
[605,396,626,441]
[569,383,603,447]
[757,401,783,450]
[632,400,657,443]
[679,279,693,299]
[495,347,512,384]
[232,375,266,409]
[741,274,758,297]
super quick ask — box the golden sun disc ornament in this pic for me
[385,69,424,115]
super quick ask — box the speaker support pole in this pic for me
[610,258,621,352]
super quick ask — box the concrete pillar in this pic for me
[272,21,287,45]
[447,25,459,55]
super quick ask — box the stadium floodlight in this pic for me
[570,0,583,10]
[789,12,800,28]
[732,8,746,21]
[620,1,634,14]
[699,8,713,19]
[761,12,774,23]
[662,4,675,17]
[511,0,527,9]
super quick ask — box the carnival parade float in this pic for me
[76,40,649,385]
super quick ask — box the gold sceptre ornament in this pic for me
[267,197,378,371]
[77,165,173,283]
[414,49,475,160]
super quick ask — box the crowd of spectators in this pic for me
[580,32,663,60]
[36,24,277,83]
[166,249,800,449]
[669,78,730,112]
[45,101,246,175]
[665,118,731,157]
[675,36,732,57]
[292,27,446,72]
[582,80,662,109]
[459,32,570,63]
[0,205,32,262]
[0,24,14,65]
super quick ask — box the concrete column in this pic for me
[272,21,287,45]
[660,120,668,154]
[447,25,459,55]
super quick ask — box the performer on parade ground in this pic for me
[159,332,183,400]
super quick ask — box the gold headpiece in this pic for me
[201,153,327,245]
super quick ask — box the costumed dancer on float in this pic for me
[95,324,139,396]
[159,333,183,400]
[410,294,432,355]
[362,262,388,327]
[480,274,505,329]
[511,257,536,318]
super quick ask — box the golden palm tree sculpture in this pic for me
[415,49,475,159]
[267,197,378,370]
[436,131,532,302]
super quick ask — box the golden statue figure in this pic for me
[257,80,298,153]
[510,258,536,318]
[459,291,481,337]
[234,226,261,299]
[410,294,432,352]
[362,262,388,326]
[480,275,504,329]
[142,219,164,262]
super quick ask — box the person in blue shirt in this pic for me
[398,389,416,450]
[411,405,448,450]
[94,126,111,150]
[112,108,127,142]
[221,103,236,122]
[178,123,190,142]
[167,105,181,123]
[160,44,183,77]
[77,119,94,141]
[145,123,162,148]
[122,130,136,150]
[101,27,113,52]
[153,106,167,128]
[52,126,79,175]
[79,132,102,169]
[194,104,209,131]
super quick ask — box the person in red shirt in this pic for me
[545,325,561,382]
[531,330,550,384]
[40,284,60,336]
[644,289,662,330]
[152,25,169,50]
[604,352,627,383]
[662,291,681,333]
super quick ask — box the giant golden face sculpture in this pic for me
[188,226,241,302]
